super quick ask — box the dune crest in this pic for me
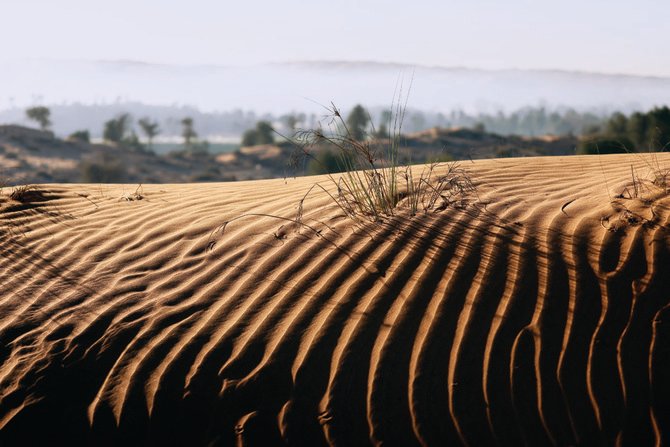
[1,154,669,445]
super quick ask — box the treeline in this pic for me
[15,104,670,149]
[22,106,208,154]
[416,107,605,137]
[577,106,670,154]
[0,103,269,139]
[4,102,611,139]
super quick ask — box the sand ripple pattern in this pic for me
[0,155,669,445]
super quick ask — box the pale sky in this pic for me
[1,0,667,76]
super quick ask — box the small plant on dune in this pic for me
[207,90,477,252]
[596,137,670,232]
[589,135,669,200]
[646,144,670,195]
[618,149,670,199]
[120,184,144,201]
[9,184,39,202]
[288,98,476,225]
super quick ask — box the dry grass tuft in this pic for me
[288,100,476,226]
[208,91,477,252]
[9,184,42,203]
[601,151,670,232]
[120,184,144,201]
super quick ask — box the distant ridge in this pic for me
[70,58,670,81]
[275,59,670,81]
[1,58,670,117]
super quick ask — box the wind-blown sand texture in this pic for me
[1,154,669,446]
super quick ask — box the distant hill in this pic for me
[0,125,245,184]
[0,123,579,185]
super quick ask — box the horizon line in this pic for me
[2,57,669,81]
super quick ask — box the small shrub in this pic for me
[242,121,275,146]
[68,130,90,143]
[577,137,635,155]
[291,99,476,223]
[642,150,670,195]
[9,184,42,202]
[209,93,477,251]
[307,149,353,175]
[25,106,51,130]
[122,131,145,152]
[80,154,125,183]
[190,165,235,182]
[103,114,130,144]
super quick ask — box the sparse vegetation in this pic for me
[280,114,304,132]
[292,94,476,224]
[25,106,51,131]
[346,104,371,141]
[209,97,478,251]
[631,152,670,197]
[577,138,635,155]
[79,153,125,183]
[120,184,144,201]
[587,106,670,151]
[123,131,145,152]
[306,149,353,175]
[68,130,90,143]
[242,121,275,146]
[181,117,197,150]
[292,104,475,223]
[9,184,39,203]
[103,114,131,144]
[138,118,160,150]
[597,146,670,234]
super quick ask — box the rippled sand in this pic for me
[1,153,669,445]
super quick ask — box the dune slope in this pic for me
[1,154,669,445]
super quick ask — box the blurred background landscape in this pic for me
[1,0,668,184]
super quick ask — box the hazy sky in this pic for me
[2,0,666,76]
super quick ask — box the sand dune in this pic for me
[0,154,669,445]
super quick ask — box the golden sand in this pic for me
[1,153,669,445]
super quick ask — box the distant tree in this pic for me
[375,122,388,139]
[410,112,427,132]
[25,106,51,130]
[473,122,486,133]
[375,110,392,138]
[307,149,351,175]
[255,121,274,144]
[436,112,448,127]
[582,124,602,136]
[577,137,635,155]
[103,114,130,143]
[647,106,670,149]
[138,117,160,150]
[241,129,257,147]
[123,131,145,151]
[68,130,90,143]
[241,121,275,146]
[595,107,670,151]
[606,112,628,137]
[626,112,650,148]
[280,113,307,132]
[346,105,370,141]
[80,153,125,182]
[281,114,299,132]
[181,117,197,149]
